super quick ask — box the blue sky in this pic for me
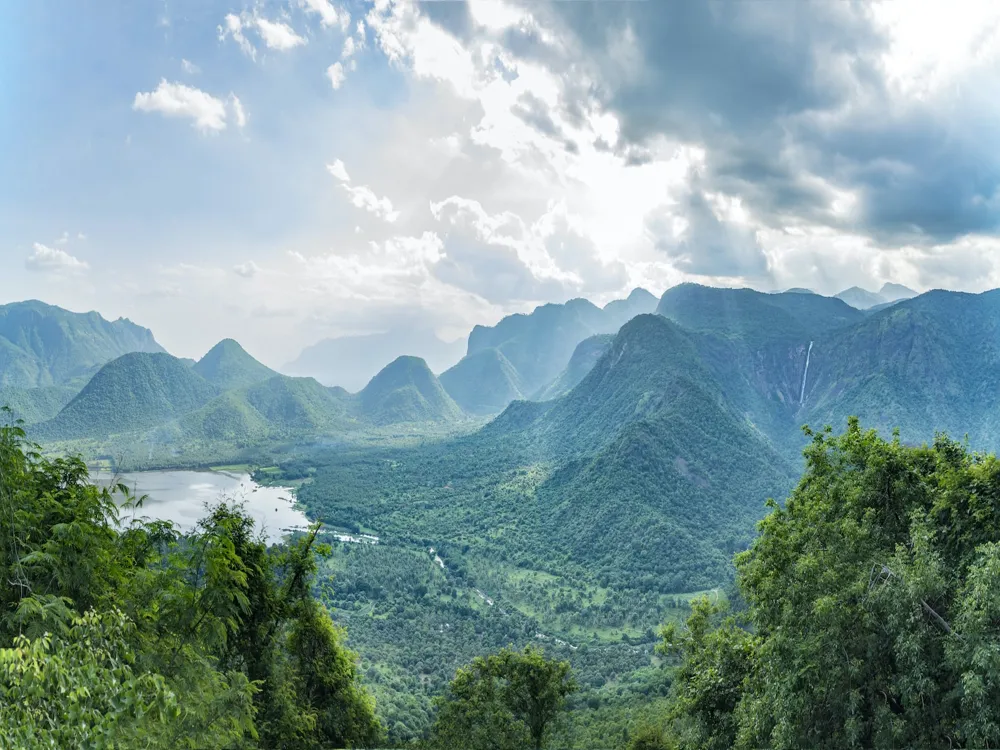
[3,0,1000,367]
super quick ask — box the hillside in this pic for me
[439,348,525,415]
[36,352,217,439]
[192,339,277,391]
[180,374,355,444]
[0,385,78,425]
[358,356,464,425]
[0,300,164,388]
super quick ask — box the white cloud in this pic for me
[255,16,307,51]
[299,0,350,31]
[55,231,69,245]
[326,159,350,182]
[218,13,256,59]
[326,62,346,89]
[133,79,228,132]
[343,185,399,222]
[25,243,89,274]
[229,94,247,128]
[234,261,260,278]
[181,58,200,74]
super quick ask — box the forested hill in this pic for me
[0,300,164,388]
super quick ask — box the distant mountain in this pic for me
[780,287,817,295]
[192,339,277,391]
[284,329,464,392]
[835,282,917,310]
[37,352,217,439]
[358,356,463,426]
[533,333,614,401]
[457,288,658,414]
[439,348,524,416]
[656,284,864,347]
[0,300,164,388]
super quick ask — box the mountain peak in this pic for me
[193,338,276,391]
[359,356,463,425]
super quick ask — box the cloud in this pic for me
[326,160,398,221]
[233,261,260,278]
[25,243,89,274]
[343,185,399,222]
[299,0,350,31]
[326,62,346,89]
[326,159,350,181]
[181,58,199,74]
[229,94,247,128]
[218,13,255,59]
[133,80,228,132]
[254,16,307,51]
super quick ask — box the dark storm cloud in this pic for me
[510,0,1000,247]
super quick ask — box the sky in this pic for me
[3,0,1000,367]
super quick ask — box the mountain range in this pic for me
[0,300,164,389]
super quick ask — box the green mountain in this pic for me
[192,339,277,391]
[533,334,614,401]
[36,352,217,439]
[0,300,164,388]
[358,356,463,425]
[439,348,525,415]
[0,385,79,425]
[180,374,355,444]
[601,287,659,328]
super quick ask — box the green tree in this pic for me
[661,419,1000,749]
[430,645,576,750]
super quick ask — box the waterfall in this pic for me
[799,341,814,404]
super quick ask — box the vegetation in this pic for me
[659,419,1000,749]
[0,414,380,747]
[533,333,614,401]
[429,646,576,750]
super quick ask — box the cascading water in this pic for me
[799,341,814,404]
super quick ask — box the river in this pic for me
[96,469,311,543]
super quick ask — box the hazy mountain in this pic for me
[533,333,614,401]
[0,300,164,388]
[192,339,277,391]
[439,348,525,416]
[284,329,465,392]
[835,282,918,310]
[358,356,463,426]
[457,288,658,413]
[37,352,217,439]
[656,283,864,347]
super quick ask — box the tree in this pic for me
[430,645,576,750]
[661,419,1000,749]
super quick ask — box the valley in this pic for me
[3,281,999,747]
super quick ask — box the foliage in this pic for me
[0,415,380,748]
[430,646,577,750]
[440,348,526,416]
[662,419,1000,749]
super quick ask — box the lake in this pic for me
[97,470,311,543]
